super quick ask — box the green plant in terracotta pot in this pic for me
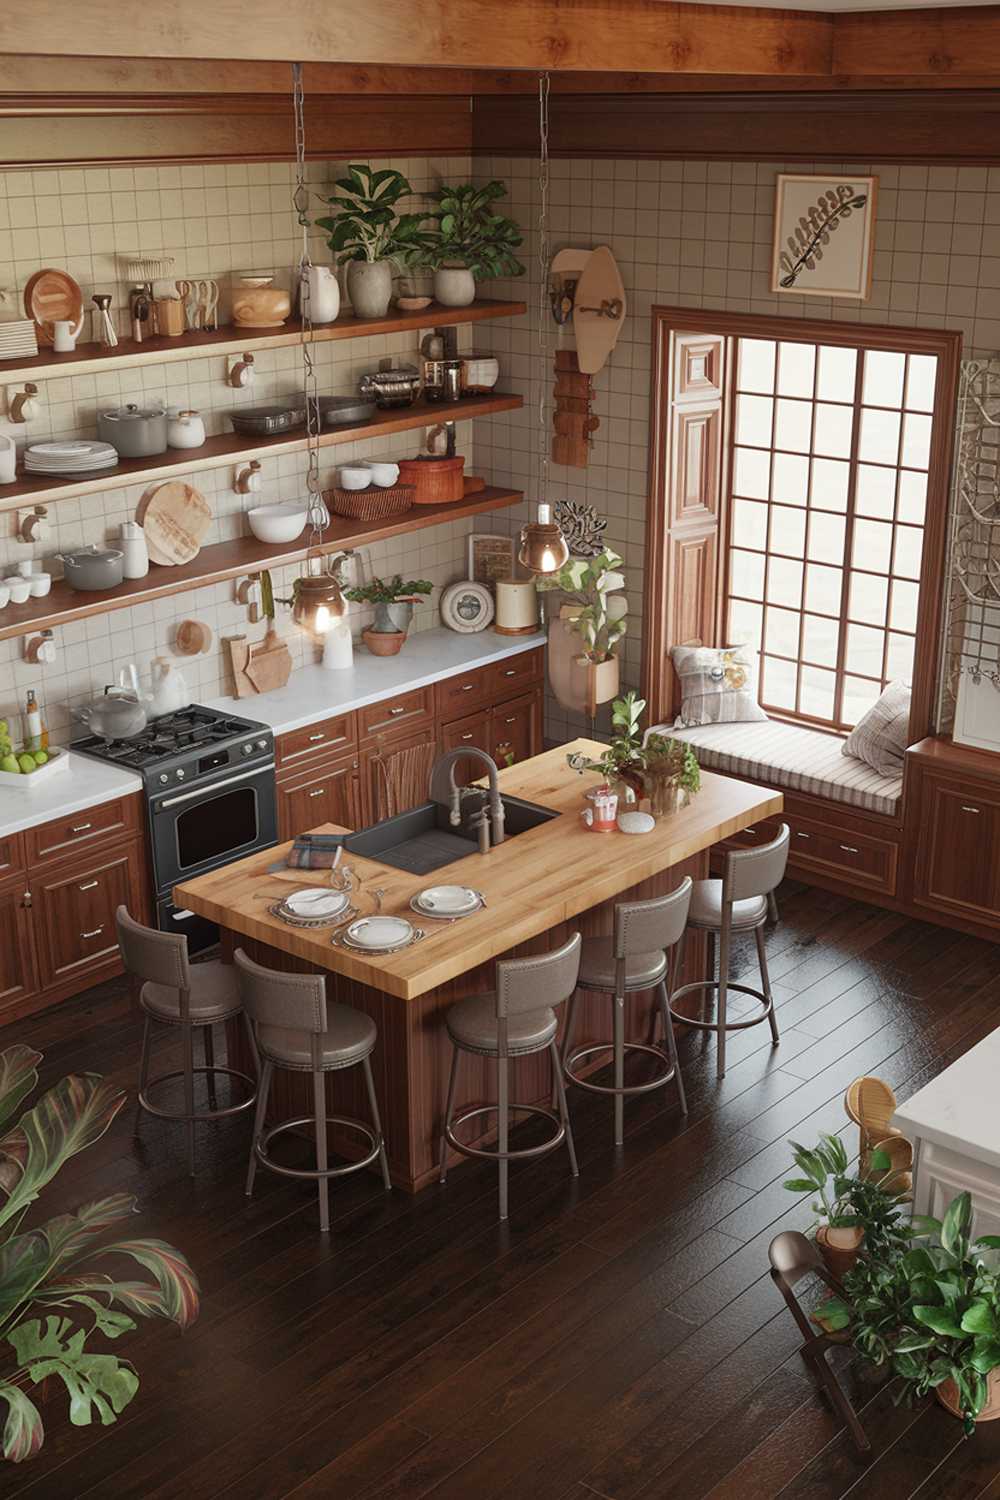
[642,733,701,817]
[784,1131,909,1278]
[315,165,432,318]
[345,574,432,657]
[412,180,525,306]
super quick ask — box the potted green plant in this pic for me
[567,690,647,803]
[643,733,701,817]
[315,164,431,319]
[0,1045,198,1463]
[784,1131,909,1277]
[537,547,627,710]
[414,180,525,307]
[345,574,432,656]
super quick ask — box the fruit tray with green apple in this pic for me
[0,720,69,791]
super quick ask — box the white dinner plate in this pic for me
[343,916,413,951]
[415,885,480,915]
[280,887,349,920]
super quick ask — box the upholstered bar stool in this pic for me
[439,932,581,1222]
[234,949,391,1233]
[559,879,692,1148]
[668,824,790,1080]
[115,906,258,1175]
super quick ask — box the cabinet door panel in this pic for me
[917,779,1000,917]
[360,726,438,825]
[490,690,539,768]
[27,794,140,866]
[276,712,356,772]
[441,710,492,789]
[35,848,138,990]
[277,755,360,841]
[0,880,37,1015]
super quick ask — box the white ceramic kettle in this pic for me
[147,657,190,718]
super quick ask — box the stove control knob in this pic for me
[159,772,169,784]
[242,742,254,756]
[176,768,186,780]
[257,738,267,750]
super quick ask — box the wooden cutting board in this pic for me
[23,268,83,346]
[572,245,627,375]
[226,627,292,698]
[137,480,212,566]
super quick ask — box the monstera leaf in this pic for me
[8,1316,138,1428]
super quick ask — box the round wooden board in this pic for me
[572,246,627,376]
[137,481,213,566]
[23,268,83,347]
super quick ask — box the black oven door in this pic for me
[149,762,278,894]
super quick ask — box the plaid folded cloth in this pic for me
[284,833,346,870]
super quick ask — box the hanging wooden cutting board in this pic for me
[23,268,83,347]
[226,627,292,698]
[137,480,212,566]
[572,245,627,375]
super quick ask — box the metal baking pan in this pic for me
[321,397,378,427]
[229,403,306,437]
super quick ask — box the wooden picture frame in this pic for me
[770,173,878,301]
[467,532,515,589]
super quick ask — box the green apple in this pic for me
[1,755,21,774]
[33,750,48,766]
[17,754,36,775]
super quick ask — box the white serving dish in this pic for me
[280,887,349,920]
[343,915,412,950]
[338,464,372,491]
[28,572,51,598]
[0,747,70,791]
[247,501,309,544]
[415,885,479,914]
[369,462,400,488]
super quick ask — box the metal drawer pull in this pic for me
[961,805,981,814]
[502,668,516,677]
[308,788,326,798]
[461,683,474,691]
[70,822,92,834]
[795,831,811,839]
[308,732,325,742]
[744,826,756,834]
[505,716,516,724]
[460,733,474,741]
[78,879,99,892]
[389,706,407,715]
[839,844,860,854]
[80,926,104,940]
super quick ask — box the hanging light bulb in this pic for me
[517,72,568,579]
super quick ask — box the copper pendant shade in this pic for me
[517,502,569,575]
[292,572,346,637]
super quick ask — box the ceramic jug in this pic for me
[147,658,190,718]
[302,264,340,324]
[52,316,83,352]
[120,520,149,580]
[0,434,16,485]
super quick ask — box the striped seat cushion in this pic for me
[653,720,903,818]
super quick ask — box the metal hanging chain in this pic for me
[537,71,551,509]
[292,62,325,546]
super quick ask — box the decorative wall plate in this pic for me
[440,580,495,633]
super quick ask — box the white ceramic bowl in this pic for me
[28,572,51,598]
[0,584,9,610]
[5,577,29,604]
[369,462,400,488]
[338,464,372,491]
[246,502,309,544]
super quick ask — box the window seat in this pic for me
[655,720,903,818]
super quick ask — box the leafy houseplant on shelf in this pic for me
[0,1045,198,1464]
[537,548,627,715]
[413,180,525,307]
[643,733,701,818]
[345,575,433,657]
[315,164,431,319]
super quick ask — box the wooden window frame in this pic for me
[641,306,961,746]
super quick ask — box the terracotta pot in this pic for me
[362,627,406,657]
[937,1368,1000,1424]
[815,1225,864,1278]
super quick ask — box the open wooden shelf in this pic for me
[0,485,525,643]
[0,392,522,509]
[0,299,527,384]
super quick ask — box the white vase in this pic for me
[347,260,393,319]
[434,267,476,308]
[302,264,341,324]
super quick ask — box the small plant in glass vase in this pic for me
[315,164,431,319]
[537,547,627,713]
[643,733,701,818]
[411,180,525,307]
[567,690,647,805]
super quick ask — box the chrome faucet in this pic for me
[431,747,506,852]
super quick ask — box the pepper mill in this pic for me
[92,294,119,349]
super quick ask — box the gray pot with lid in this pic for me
[97,402,168,457]
[58,545,125,591]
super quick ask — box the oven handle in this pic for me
[155,761,276,810]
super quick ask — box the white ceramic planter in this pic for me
[434,267,476,308]
[348,260,393,319]
[302,264,341,323]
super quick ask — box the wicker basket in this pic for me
[397,456,465,505]
[327,484,415,521]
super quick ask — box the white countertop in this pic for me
[203,627,546,736]
[893,1025,1000,1172]
[0,754,143,840]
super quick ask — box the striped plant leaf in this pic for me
[0,1048,41,1133]
[46,1195,138,1270]
[0,1076,126,1234]
[0,1385,43,1463]
[73,1238,200,1330]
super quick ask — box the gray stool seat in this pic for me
[447,993,558,1057]
[578,938,667,992]
[258,1005,376,1071]
[688,881,768,931]
[140,962,242,1023]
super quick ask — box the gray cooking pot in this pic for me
[58,545,125,591]
[359,364,421,409]
[97,403,168,457]
[76,687,147,741]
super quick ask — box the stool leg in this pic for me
[756,925,780,1047]
[768,890,780,926]
[242,1010,261,1081]
[245,1058,273,1197]
[135,1015,152,1130]
[181,1020,196,1175]
[498,1052,510,1222]
[313,1067,330,1234]
[554,988,578,1107]
[658,980,687,1116]
[362,1054,392,1192]
[613,991,625,1147]
[549,1040,578,1178]
[716,918,731,1081]
[438,1046,460,1185]
[204,1024,217,1111]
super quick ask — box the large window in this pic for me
[727,335,938,731]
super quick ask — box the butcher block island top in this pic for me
[174,741,783,1001]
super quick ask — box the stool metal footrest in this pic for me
[256,1115,383,1181]
[139,1065,257,1122]
[564,1040,677,1097]
[446,1102,565,1164]
[668,978,774,1033]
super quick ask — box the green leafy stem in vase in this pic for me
[344,576,433,606]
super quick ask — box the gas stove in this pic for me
[72,704,274,792]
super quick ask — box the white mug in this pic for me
[0,435,16,485]
[52,317,82,353]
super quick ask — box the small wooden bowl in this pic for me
[362,627,406,657]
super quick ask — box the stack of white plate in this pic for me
[341,916,414,952]
[411,885,483,920]
[0,320,39,360]
[24,441,119,476]
[273,887,350,927]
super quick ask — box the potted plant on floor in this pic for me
[784,1131,910,1277]
[345,574,433,656]
[315,164,430,319]
[0,1045,198,1463]
[642,732,701,817]
[537,547,627,715]
[414,180,525,307]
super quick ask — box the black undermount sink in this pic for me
[343,794,558,876]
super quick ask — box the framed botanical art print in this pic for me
[771,174,878,301]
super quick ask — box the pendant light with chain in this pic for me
[289,61,346,638]
[517,73,569,578]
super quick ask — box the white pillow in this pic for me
[841,681,911,776]
[671,643,767,727]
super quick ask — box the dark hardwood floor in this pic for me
[4,879,1000,1499]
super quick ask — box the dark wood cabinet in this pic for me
[34,844,144,991]
[359,726,438,825]
[913,776,1000,919]
[0,877,38,1016]
[490,689,540,768]
[276,751,361,841]
[441,707,492,787]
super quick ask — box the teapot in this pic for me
[166,408,206,449]
[147,658,190,718]
[76,672,147,741]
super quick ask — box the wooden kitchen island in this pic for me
[175,741,782,1192]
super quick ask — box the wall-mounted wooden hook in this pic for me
[7,384,40,423]
[24,630,56,665]
[236,574,262,623]
[234,459,262,494]
[18,506,48,544]
[228,352,256,388]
